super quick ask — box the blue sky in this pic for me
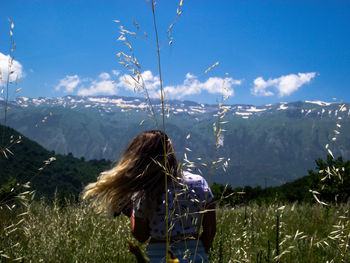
[1,0,349,105]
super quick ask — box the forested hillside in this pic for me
[212,155,350,205]
[0,125,111,199]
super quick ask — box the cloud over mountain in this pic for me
[117,71,241,99]
[56,70,316,100]
[116,70,160,96]
[56,73,117,96]
[164,73,241,99]
[56,75,80,93]
[251,72,316,97]
[77,73,117,96]
[0,52,24,87]
[56,70,241,99]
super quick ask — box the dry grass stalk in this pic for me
[1,18,19,161]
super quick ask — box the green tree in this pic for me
[308,155,350,203]
[0,177,21,205]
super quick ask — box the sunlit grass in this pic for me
[1,199,141,262]
[1,201,349,262]
[211,203,350,262]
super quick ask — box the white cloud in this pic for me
[115,70,160,96]
[252,72,316,97]
[56,71,118,96]
[99,72,111,80]
[56,69,241,99]
[56,75,80,93]
[112,70,120,76]
[0,52,24,87]
[116,70,241,99]
[185,73,196,79]
[252,77,275,96]
[165,74,241,99]
[77,80,117,96]
[77,72,117,96]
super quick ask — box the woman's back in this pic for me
[83,130,216,262]
[133,171,213,241]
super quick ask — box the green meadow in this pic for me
[1,197,349,262]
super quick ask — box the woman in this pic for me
[83,130,216,262]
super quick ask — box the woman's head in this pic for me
[82,130,178,214]
[121,130,177,179]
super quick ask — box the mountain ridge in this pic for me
[2,95,350,187]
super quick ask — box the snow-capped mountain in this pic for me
[13,95,350,119]
[3,96,350,187]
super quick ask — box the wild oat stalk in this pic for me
[1,182,34,261]
[148,1,173,261]
[193,70,230,263]
[116,23,159,127]
[328,209,350,262]
[0,134,21,159]
[308,99,350,262]
[115,1,187,261]
[0,18,19,161]
[147,1,193,261]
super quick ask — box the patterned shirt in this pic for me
[133,171,214,240]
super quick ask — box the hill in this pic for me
[212,154,350,205]
[0,125,111,198]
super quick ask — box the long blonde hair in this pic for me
[82,130,179,215]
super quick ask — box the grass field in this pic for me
[1,196,349,262]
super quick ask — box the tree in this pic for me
[308,155,350,203]
[0,177,21,206]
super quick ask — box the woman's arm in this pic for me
[122,202,133,217]
[200,202,216,253]
[130,214,150,243]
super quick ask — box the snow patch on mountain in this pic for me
[236,112,252,117]
[278,104,288,110]
[305,100,332,106]
[246,106,267,112]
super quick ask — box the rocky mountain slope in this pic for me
[3,96,350,186]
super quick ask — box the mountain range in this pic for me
[2,95,350,187]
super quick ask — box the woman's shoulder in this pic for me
[183,171,204,181]
[182,171,213,202]
[183,171,209,189]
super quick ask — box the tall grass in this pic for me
[1,201,350,262]
[211,203,350,263]
[308,100,350,263]
[0,18,21,160]
[1,199,139,262]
